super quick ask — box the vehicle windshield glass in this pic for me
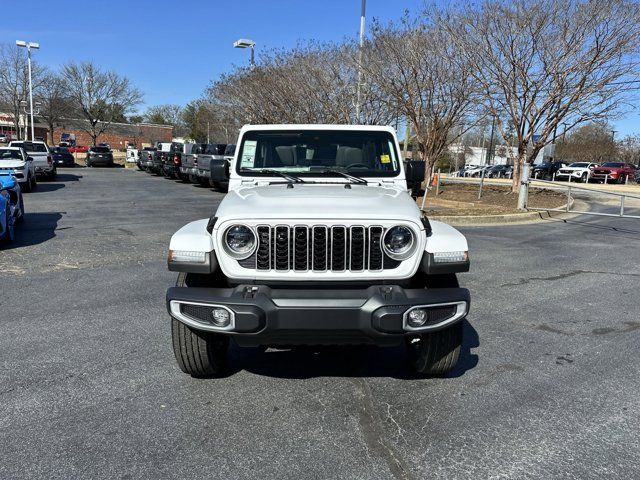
[237,130,400,177]
[0,149,22,160]
[54,147,70,153]
[569,162,589,167]
[602,162,624,167]
[90,146,110,153]
[205,144,227,155]
[11,142,47,153]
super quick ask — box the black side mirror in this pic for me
[404,160,426,184]
[27,156,33,161]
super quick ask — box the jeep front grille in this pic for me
[239,225,400,272]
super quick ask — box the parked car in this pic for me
[8,140,55,180]
[137,147,157,171]
[464,165,484,177]
[151,142,174,175]
[486,164,513,178]
[531,161,565,179]
[0,171,24,244]
[0,147,36,192]
[589,162,636,184]
[161,142,194,180]
[86,146,114,168]
[51,146,75,167]
[126,147,139,164]
[195,143,227,186]
[210,144,236,191]
[180,143,207,183]
[555,162,598,182]
[69,145,88,154]
[165,124,470,377]
[0,134,10,143]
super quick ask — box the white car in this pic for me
[555,162,598,182]
[165,124,471,377]
[8,140,55,180]
[0,146,36,192]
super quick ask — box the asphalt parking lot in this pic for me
[1,168,639,479]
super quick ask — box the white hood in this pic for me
[0,160,26,169]
[216,184,422,223]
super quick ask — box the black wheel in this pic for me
[15,193,24,224]
[198,177,210,187]
[171,273,229,377]
[618,174,626,184]
[407,273,463,375]
[581,172,587,183]
[22,174,32,193]
[406,322,463,376]
[188,174,198,183]
[0,204,14,244]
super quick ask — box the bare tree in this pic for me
[61,61,143,145]
[0,43,46,138]
[359,16,477,177]
[37,72,73,144]
[556,123,618,162]
[207,42,397,127]
[144,104,183,126]
[617,134,640,166]
[445,0,640,191]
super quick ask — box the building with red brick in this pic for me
[0,112,173,149]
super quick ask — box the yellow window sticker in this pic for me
[380,154,391,164]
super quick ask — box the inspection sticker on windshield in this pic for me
[241,140,257,167]
[380,154,391,164]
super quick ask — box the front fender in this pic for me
[421,220,469,274]
[168,219,217,273]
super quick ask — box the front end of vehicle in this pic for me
[164,125,471,377]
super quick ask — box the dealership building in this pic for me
[0,112,172,149]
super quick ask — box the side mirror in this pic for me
[404,160,426,184]
[27,156,33,161]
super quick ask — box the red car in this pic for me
[68,145,88,154]
[589,162,636,184]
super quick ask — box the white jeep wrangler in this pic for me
[166,125,470,377]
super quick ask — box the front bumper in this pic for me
[180,167,197,175]
[166,284,470,347]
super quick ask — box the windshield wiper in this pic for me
[245,168,305,183]
[319,169,368,185]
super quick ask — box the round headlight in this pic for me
[224,225,256,259]
[383,226,415,260]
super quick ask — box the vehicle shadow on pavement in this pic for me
[7,212,64,249]
[228,320,479,380]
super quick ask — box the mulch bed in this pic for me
[418,183,566,216]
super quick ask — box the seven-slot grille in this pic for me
[240,225,400,272]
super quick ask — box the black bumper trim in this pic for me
[166,284,470,346]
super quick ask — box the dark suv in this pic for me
[531,161,564,179]
[86,146,114,168]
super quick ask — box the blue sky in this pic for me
[5,0,640,136]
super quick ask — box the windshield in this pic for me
[54,147,70,154]
[11,141,47,153]
[205,144,227,155]
[237,130,400,177]
[90,146,110,153]
[602,162,624,167]
[0,149,22,160]
[569,162,589,167]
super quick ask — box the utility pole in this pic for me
[355,0,366,123]
[485,116,495,165]
[16,40,40,141]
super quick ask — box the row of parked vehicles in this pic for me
[452,160,640,183]
[136,141,236,191]
[0,139,117,245]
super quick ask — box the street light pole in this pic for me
[16,40,40,141]
[355,0,366,123]
[234,39,256,69]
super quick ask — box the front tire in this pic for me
[0,204,14,244]
[171,272,229,377]
[406,322,463,376]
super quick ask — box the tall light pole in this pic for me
[233,39,256,68]
[355,0,366,123]
[16,40,39,141]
